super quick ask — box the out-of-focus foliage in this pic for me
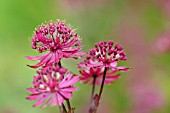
[0,0,170,113]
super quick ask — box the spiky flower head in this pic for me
[79,40,129,71]
[26,20,85,68]
[26,65,79,107]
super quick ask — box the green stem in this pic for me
[91,75,97,102]
[98,67,107,98]
[62,103,67,113]
[93,67,107,113]
[66,99,71,112]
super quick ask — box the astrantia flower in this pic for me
[26,20,85,68]
[79,66,120,86]
[26,66,79,107]
[80,40,129,71]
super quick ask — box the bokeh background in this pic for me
[0,0,170,113]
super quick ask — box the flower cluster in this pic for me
[27,66,79,107]
[26,21,85,68]
[78,41,129,87]
[26,20,130,113]
[79,40,129,71]
[26,20,83,111]
[78,40,130,112]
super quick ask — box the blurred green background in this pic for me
[0,0,170,113]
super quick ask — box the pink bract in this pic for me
[26,20,85,68]
[79,66,120,86]
[26,66,79,107]
[79,40,129,71]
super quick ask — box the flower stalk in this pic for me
[99,67,107,98]
[66,99,72,112]
[91,75,97,101]
[62,103,67,113]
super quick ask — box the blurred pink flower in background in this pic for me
[130,82,164,113]
[1,108,17,113]
[118,23,165,113]
[154,0,170,16]
[153,31,170,54]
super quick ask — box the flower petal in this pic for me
[26,93,43,100]
[26,55,45,61]
[56,93,64,106]
[59,91,72,99]
[42,95,53,108]
[61,37,78,48]
[59,76,79,88]
[112,66,130,71]
[28,53,51,68]
[60,87,78,92]
[51,94,57,106]
[33,93,50,107]
[26,88,37,93]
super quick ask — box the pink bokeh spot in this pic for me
[154,31,170,54]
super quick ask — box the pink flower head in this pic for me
[26,20,85,68]
[26,66,79,108]
[80,40,129,71]
[79,66,120,86]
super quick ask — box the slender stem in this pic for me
[88,76,98,113]
[91,75,97,101]
[66,99,71,112]
[90,67,107,113]
[62,103,67,113]
[99,67,107,99]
